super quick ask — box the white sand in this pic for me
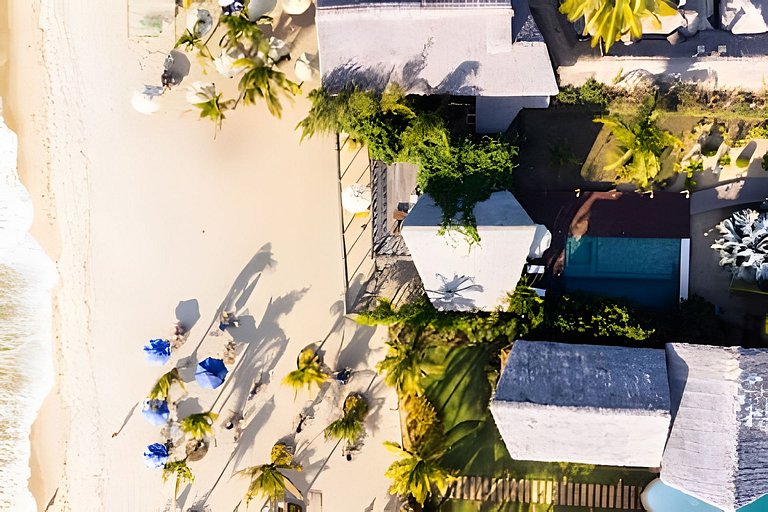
[10,1,401,510]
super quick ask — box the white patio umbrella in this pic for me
[185,8,213,37]
[131,85,164,115]
[341,184,372,214]
[294,52,319,82]
[248,0,277,19]
[282,0,311,15]
[268,37,290,63]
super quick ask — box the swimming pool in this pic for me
[641,479,768,511]
[564,236,682,309]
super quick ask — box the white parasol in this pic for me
[294,52,319,82]
[131,85,164,115]
[341,184,372,214]
[282,0,311,15]
[185,8,213,37]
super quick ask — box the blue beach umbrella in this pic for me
[143,339,171,366]
[142,399,170,426]
[143,443,169,468]
[195,357,228,389]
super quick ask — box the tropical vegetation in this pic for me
[238,442,303,508]
[711,208,768,289]
[384,440,453,507]
[324,393,370,445]
[173,4,300,127]
[162,458,194,504]
[148,368,186,402]
[559,0,677,51]
[179,411,218,441]
[298,85,517,244]
[283,347,329,396]
[594,97,681,188]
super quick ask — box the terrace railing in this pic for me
[447,476,646,510]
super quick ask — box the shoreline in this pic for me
[0,1,66,510]
[11,1,401,509]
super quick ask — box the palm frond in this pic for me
[148,368,186,401]
[179,411,218,440]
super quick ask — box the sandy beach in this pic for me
[4,0,400,510]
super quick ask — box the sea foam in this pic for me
[0,112,58,511]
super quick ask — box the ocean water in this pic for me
[0,115,57,511]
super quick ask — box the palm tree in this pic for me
[559,0,677,51]
[377,330,443,397]
[384,441,453,506]
[235,58,301,118]
[190,86,236,133]
[239,442,303,509]
[148,368,186,402]
[162,458,195,508]
[179,411,218,440]
[283,347,329,397]
[594,101,681,188]
[324,393,369,445]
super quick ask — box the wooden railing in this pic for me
[448,476,646,510]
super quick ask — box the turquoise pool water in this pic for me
[642,479,768,511]
[564,236,681,309]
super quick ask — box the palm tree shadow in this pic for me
[215,287,310,415]
[361,379,388,437]
[334,319,377,370]
[231,397,276,470]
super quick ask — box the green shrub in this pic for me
[299,86,517,244]
[578,79,611,108]
[718,153,731,166]
[555,79,611,108]
[556,85,580,105]
[540,294,655,342]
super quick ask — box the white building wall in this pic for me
[491,401,671,467]
[476,95,551,134]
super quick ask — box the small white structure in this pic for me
[662,343,768,511]
[490,340,672,467]
[401,191,549,311]
[315,0,558,133]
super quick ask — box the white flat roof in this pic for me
[316,5,558,97]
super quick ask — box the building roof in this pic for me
[401,191,549,311]
[491,340,671,467]
[495,340,671,410]
[315,0,558,97]
[661,343,768,511]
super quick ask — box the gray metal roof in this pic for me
[662,343,768,511]
[495,340,671,411]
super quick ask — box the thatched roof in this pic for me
[662,343,768,511]
[490,340,671,467]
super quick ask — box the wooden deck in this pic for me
[448,476,646,510]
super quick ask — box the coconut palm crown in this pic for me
[148,368,186,402]
[560,0,677,51]
[179,411,219,441]
[384,441,453,506]
[324,393,369,445]
[239,442,303,506]
[283,347,329,396]
[162,458,195,501]
[594,100,681,188]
